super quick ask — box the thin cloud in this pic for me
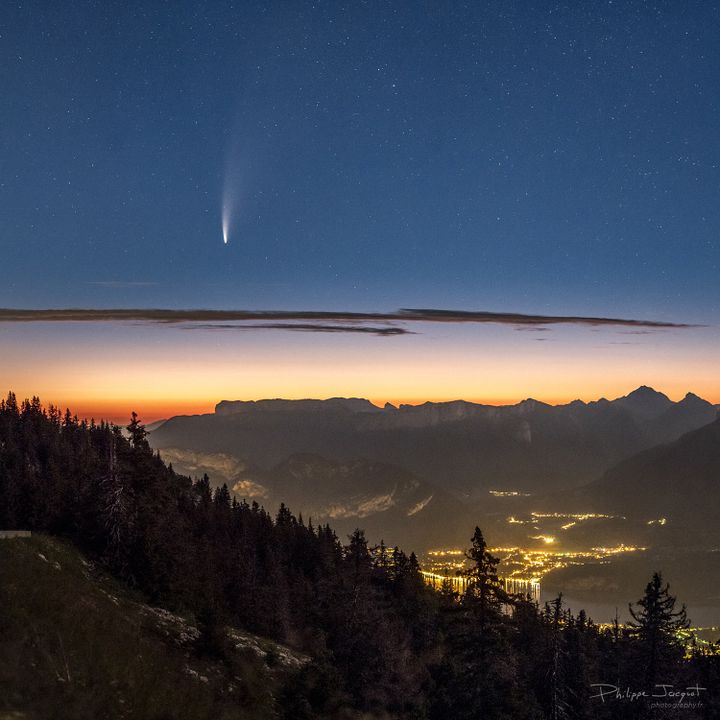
[396,308,696,328]
[0,308,698,333]
[184,323,411,336]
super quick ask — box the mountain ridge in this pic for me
[149,386,718,550]
[205,386,714,425]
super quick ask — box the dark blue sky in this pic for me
[2,0,719,322]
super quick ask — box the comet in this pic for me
[221,134,246,245]
[222,203,230,244]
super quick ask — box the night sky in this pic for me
[2,1,719,418]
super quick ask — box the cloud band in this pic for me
[0,307,695,335]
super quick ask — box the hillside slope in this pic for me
[0,534,306,720]
[571,416,720,529]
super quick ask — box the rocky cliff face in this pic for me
[215,397,381,416]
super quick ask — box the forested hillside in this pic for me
[1,393,718,719]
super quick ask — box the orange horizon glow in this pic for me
[2,320,718,425]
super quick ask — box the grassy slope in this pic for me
[0,535,305,720]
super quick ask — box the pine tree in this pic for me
[464,526,511,626]
[126,412,149,451]
[99,427,132,575]
[431,527,521,720]
[628,571,689,692]
[548,595,570,720]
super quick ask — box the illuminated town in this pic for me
[420,543,646,601]
[419,509,653,604]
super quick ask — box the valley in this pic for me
[148,387,720,627]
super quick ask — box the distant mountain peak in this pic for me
[517,398,550,411]
[626,385,669,399]
[608,386,674,422]
[681,391,706,404]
